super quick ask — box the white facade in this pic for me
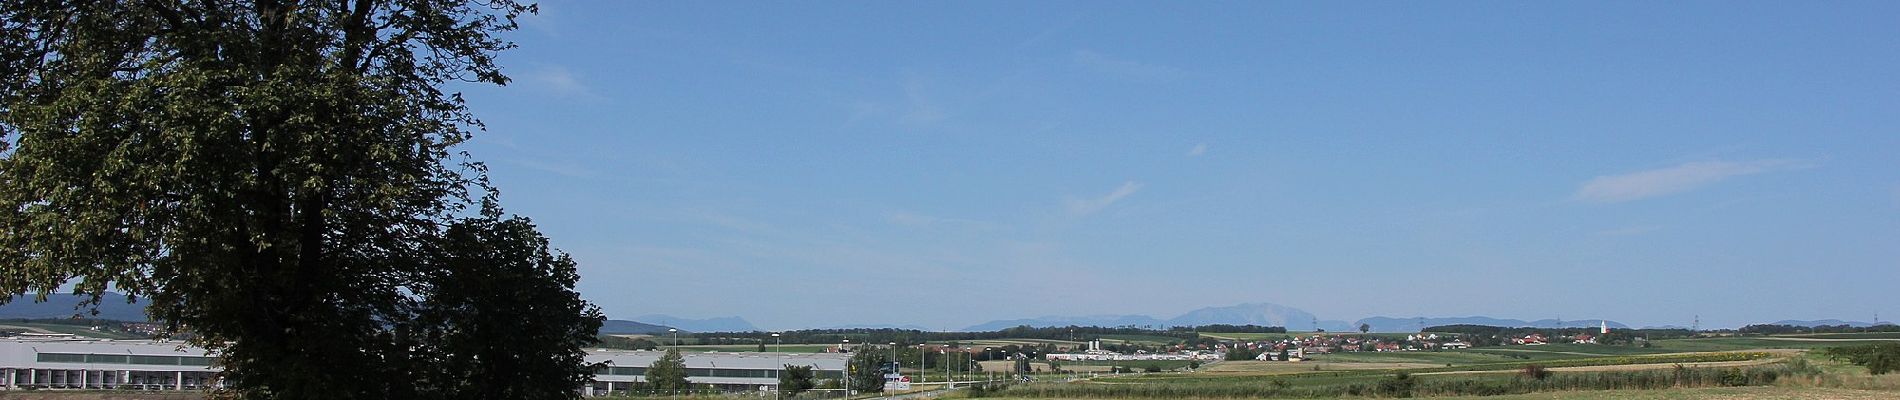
[0,338,848,395]
[1043,351,1218,362]
[585,349,848,395]
[0,338,219,390]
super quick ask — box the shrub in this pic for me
[1376,372,1415,397]
[1823,343,1900,375]
[1520,364,1551,381]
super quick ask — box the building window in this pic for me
[132,355,181,365]
[86,354,130,364]
[36,353,85,363]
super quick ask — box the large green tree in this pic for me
[846,349,887,393]
[408,213,603,399]
[645,348,692,392]
[778,364,815,397]
[0,1,601,399]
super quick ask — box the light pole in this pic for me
[669,328,679,349]
[842,338,851,396]
[772,333,781,353]
[889,341,899,386]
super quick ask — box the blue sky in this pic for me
[456,1,1900,331]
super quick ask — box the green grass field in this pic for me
[664,344,835,353]
[1093,334,1182,345]
[1780,332,1900,339]
[1196,332,1292,341]
[0,322,146,339]
[969,334,1900,399]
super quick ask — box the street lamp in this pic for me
[890,342,898,380]
[842,338,852,396]
[669,328,679,348]
[772,333,782,353]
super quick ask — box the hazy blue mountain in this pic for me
[962,315,1168,331]
[1315,320,1358,332]
[600,319,676,335]
[819,324,934,331]
[0,292,148,321]
[963,302,1334,331]
[1359,316,1630,332]
[1161,303,1353,331]
[633,315,757,332]
[1766,319,1892,328]
[1167,303,1321,330]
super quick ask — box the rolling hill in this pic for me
[0,292,149,321]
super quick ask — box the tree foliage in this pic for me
[1224,347,1258,361]
[779,364,816,396]
[847,348,888,393]
[407,215,603,399]
[645,348,692,391]
[0,1,602,399]
[1823,343,1900,375]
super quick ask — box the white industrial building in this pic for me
[584,349,847,396]
[0,337,848,395]
[0,338,218,390]
[1042,340,1220,362]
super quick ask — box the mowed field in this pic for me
[0,322,145,340]
[666,344,835,353]
[981,333,1900,399]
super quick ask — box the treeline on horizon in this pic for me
[1422,324,1697,346]
[598,324,1287,350]
[1424,324,1693,337]
[1738,324,1900,335]
[689,324,1287,345]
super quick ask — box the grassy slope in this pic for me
[0,322,144,339]
[1426,386,1900,400]
[666,344,835,353]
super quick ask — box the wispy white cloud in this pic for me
[510,158,598,178]
[1575,160,1805,203]
[1187,143,1208,157]
[1066,181,1144,216]
[1072,50,1184,82]
[900,79,946,125]
[519,65,599,99]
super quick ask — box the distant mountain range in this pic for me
[1357,316,1630,333]
[632,314,758,332]
[0,292,149,321]
[1764,319,1894,328]
[963,315,1168,331]
[961,303,1642,333]
[819,324,935,331]
[600,319,677,335]
[12,293,1889,334]
[962,303,1354,332]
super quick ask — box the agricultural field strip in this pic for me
[1760,337,1900,342]
[1093,351,1780,383]
[1469,348,1633,357]
[1416,358,1785,376]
